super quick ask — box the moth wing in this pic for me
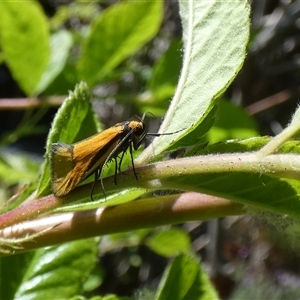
[50,127,122,197]
[51,142,83,197]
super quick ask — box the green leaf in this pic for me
[199,136,300,156]
[0,151,41,212]
[137,0,250,163]
[197,136,270,155]
[146,228,191,257]
[78,1,163,85]
[155,254,218,300]
[14,239,98,299]
[257,102,300,157]
[289,103,300,128]
[162,105,218,153]
[207,99,258,143]
[0,253,34,300]
[34,30,73,95]
[148,40,182,101]
[183,263,220,300]
[148,142,300,219]
[0,1,49,95]
[98,296,132,300]
[0,151,39,185]
[37,82,101,197]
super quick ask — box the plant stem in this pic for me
[0,193,244,256]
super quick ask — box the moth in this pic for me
[50,119,179,199]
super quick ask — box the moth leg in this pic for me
[90,170,98,201]
[114,157,118,185]
[118,150,126,172]
[129,142,138,180]
[90,168,106,200]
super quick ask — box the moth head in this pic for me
[129,120,145,137]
